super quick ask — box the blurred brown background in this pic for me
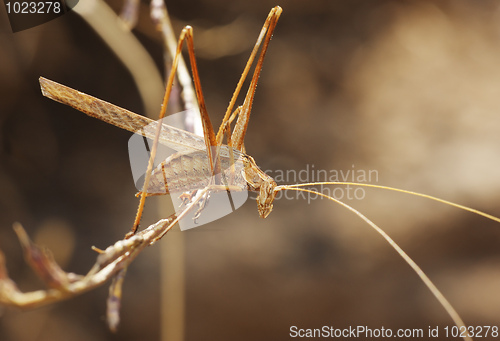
[1,0,500,340]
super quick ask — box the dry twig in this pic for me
[0,216,176,311]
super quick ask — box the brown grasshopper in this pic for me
[38,6,500,341]
[39,6,282,237]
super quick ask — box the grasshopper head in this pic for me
[242,155,277,218]
[257,178,277,218]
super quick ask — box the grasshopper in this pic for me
[39,6,282,236]
[38,6,500,341]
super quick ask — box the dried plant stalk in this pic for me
[0,217,176,310]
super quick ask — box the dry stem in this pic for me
[0,216,176,310]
